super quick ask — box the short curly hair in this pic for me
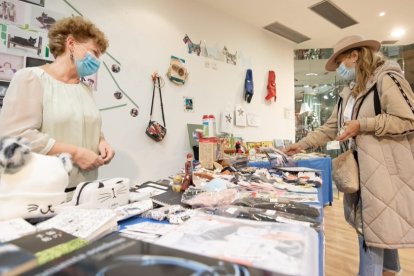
[48,16,109,58]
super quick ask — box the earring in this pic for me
[70,52,74,61]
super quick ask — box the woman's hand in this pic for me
[98,138,115,164]
[337,120,360,141]
[283,143,303,156]
[72,147,104,171]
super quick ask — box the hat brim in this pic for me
[325,40,381,71]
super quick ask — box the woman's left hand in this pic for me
[98,138,115,164]
[337,120,360,141]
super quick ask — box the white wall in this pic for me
[48,0,295,184]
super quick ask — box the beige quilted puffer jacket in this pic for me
[298,60,414,249]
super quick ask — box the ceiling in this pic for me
[195,0,414,99]
[195,0,414,48]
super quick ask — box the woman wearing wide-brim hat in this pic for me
[286,34,414,275]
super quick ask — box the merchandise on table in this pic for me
[36,209,118,242]
[202,205,321,229]
[181,188,238,207]
[141,205,197,224]
[24,233,272,276]
[233,197,320,218]
[157,215,318,275]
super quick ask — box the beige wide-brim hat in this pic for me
[325,35,381,71]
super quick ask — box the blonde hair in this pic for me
[340,47,385,96]
[48,16,109,58]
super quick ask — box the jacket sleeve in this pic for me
[297,100,340,150]
[0,69,55,154]
[358,74,414,136]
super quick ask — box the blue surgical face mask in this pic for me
[75,52,101,78]
[336,62,355,81]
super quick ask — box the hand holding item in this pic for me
[73,147,104,171]
[283,143,303,156]
[98,138,115,164]
[337,120,360,142]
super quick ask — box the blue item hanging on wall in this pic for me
[244,69,253,103]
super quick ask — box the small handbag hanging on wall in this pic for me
[146,75,167,142]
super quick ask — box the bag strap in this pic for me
[149,83,156,121]
[149,77,166,127]
[158,77,166,127]
[387,73,414,115]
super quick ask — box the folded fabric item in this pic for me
[181,188,238,207]
[265,70,276,102]
[273,182,318,194]
[244,69,254,103]
[115,199,154,221]
[141,205,196,224]
[233,197,320,218]
[202,205,320,229]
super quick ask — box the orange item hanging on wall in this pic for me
[265,70,276,102]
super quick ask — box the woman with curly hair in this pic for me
[0,16,115,192]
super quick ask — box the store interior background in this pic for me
[46,0,414,183]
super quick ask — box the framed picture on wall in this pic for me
[30,6,64,30]
[25,56,52,67]
[0,52,24,81]
[0,81,10,109]
[183,96,194,112]
[0,0,28,26]
[18,0,45,7]
[6,25,45,56]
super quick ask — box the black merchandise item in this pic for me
[9,228,87,266]
[146,76,167,142]
[0,243,37,276]
[23,233,273,276]
[233,198,320,218]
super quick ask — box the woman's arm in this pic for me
[0,69,55,154]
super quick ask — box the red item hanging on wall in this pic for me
[265,70,276,102]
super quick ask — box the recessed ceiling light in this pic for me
[305,73,318,76]
[379,12,386,16]
[391,28,406,38]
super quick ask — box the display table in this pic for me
[120,186,325,276]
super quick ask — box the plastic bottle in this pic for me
[208,115,216,137]
[202,115,209,137]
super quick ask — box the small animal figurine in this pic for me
[183,34,201,56]
[223,46,237,65]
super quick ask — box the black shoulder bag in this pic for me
[145,76,167,142]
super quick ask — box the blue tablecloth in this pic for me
[297,157,333,206]
[249,156,333,205]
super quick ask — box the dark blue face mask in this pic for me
[75,52,101,78]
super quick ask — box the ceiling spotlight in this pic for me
[323,95,328,99]
[391,28,406,38]
[305,73,318,76]
[379,12,386,17]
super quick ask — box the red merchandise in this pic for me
[265,70,276,102]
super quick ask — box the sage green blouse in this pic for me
[0,67,102,188]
